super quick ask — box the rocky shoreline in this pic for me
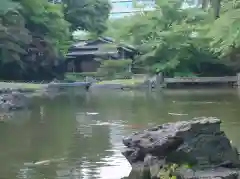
[122,118,240,179]
[89,82,151,91]
[0,84,90,113]
[0,90,33,112]
[0,87,61,113]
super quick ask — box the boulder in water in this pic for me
[0,92,29,112]
[122,118,240,179]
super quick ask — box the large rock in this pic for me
[122,118,240,179]
[0,92,29,112]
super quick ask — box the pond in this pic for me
[1,89,240,179]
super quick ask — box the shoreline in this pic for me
[0,80,238,94]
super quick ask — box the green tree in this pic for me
[19,0,71,55]
[186,0,221,19]
[208,0,240,70]
[63,0,111,34]
[0,0,71,80]
[105,0,235,76]
[0,0,19,14]
[107,0,209,74]
[0,0,31,66]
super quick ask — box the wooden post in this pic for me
[128,63,132,73]
[148,79,152,91]
[85,76,88,82]
[237,73,240,87]
[156,72,164,89]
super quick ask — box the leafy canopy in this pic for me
[63,0,111,34]
[104,0,238,76]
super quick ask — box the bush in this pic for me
[97,59,132,78]
[115,72,133,79]
[64,73,85,81]
[65,72,106,81]
[64,59,133,81]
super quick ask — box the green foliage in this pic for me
[0,0,111,81]
[0,0,19,14]
[158,163,179,179]
[0,0,73,80]
[0,0,31,66]
[107,0,211,75]
[62,0,111,34]
[0,10,31,65]
[99,59,132,69]
[66,60,133,81]
[65,72,103,81]
[97,59,132,78]
[157,163,193,179]
[64,73,85,82]
[207,0,240,70]
[19,0,71,55]
[105,0,238,76]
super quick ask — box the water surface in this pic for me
[1,89,240,179]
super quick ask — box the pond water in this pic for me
[1,89,240,179]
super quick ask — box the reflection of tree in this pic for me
[0,109,36,179]
[0,95,85,179]
[3,90,239,179]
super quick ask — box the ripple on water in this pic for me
[3,90,240,179]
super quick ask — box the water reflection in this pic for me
[0,89,240,179]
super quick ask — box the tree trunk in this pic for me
[212,0,221,19]
[201,0,209,9]
[199,0,221,19]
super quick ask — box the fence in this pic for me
[151,73,240,88]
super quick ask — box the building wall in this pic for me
[80,60,101,72]
[67,60,100,73]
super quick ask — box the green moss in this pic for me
[158,163,179,179]
[182,163,192,169]
[157,163,192,179]
[0,82,44,90]
[20,83,44,90]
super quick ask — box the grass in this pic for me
[18,83,45,90]
[0,82,46,90]
[97,78,145,86]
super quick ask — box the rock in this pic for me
[122,118,240,179]
[175,167,239,179]
[0,92,29,112]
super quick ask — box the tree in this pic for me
[208,0,240,70]
[62,0,111,34]
[0,0,71,80]
[105,0,235,76]
[0,10,31,65]
[97,59,132,79]
[19,0,71,55]
[0,0,19,14]
[0,0,31,69]
[0,0,112,81]
[186,0,221,19]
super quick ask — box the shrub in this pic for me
[97,59,132,78]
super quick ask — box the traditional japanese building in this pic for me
[65,37,137,73]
